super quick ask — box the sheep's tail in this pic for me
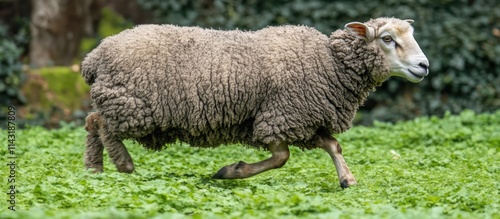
[81,49,100,85]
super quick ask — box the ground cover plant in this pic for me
[1,110,499,219]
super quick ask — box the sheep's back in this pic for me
[84,24,339,147]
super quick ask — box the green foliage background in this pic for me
[138,0,500,124]
[2,0,498,126]
[0,110,499,218]
[1,2,498,217]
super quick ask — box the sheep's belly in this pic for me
[133,118,261,150]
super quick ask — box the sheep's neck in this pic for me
[316,30,390,133]
[327,33,386,106]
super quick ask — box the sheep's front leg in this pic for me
[315,131,357,189]
[212,142,290,179]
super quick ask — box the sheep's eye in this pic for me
[382,35,393,42]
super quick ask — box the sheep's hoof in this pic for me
[212,161,248,179]
[340,178,357,189]
[116,162,135,173]
[212,167,228,179]
[85,164,103,173]
[87,167,103,173]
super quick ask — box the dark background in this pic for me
[1,0,499,128]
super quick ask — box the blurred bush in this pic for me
[20,66,91,128]
[0,20,29,128]
[80,7,134,56]
[137,0,500,124]
[0,21,28,106]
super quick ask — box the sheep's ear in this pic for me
[345,22,375,42]
[405,19,414,24]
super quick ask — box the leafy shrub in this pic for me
[80,8,134,57]
[137,0,500,124]
[0,21,27,106]
[0,21,28,128]
[20,67,91,128]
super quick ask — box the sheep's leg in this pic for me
[84,113,104,173]
[212,142,290,179]
[315,131,357,189]
[84,130,104,172]
[85,112,134,173]
[98,127,135,173]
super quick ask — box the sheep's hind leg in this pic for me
[84,113,104,173]
[212,142,290,179]
[315,131,357,189]
[92,116,135,173]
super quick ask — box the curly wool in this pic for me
[81,23,390,150]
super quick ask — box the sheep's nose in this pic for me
[419,62,429,71]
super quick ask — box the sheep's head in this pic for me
[345,18,429,83]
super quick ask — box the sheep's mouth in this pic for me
[406,69,425,83]
[408,69,426,78]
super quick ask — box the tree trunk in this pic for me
[29,0,100,67]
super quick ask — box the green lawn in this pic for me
[1,110,499,219]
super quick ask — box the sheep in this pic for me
[82,17,429,189]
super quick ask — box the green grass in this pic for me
[1,110,499,218]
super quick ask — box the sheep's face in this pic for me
[345,18,429,83]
